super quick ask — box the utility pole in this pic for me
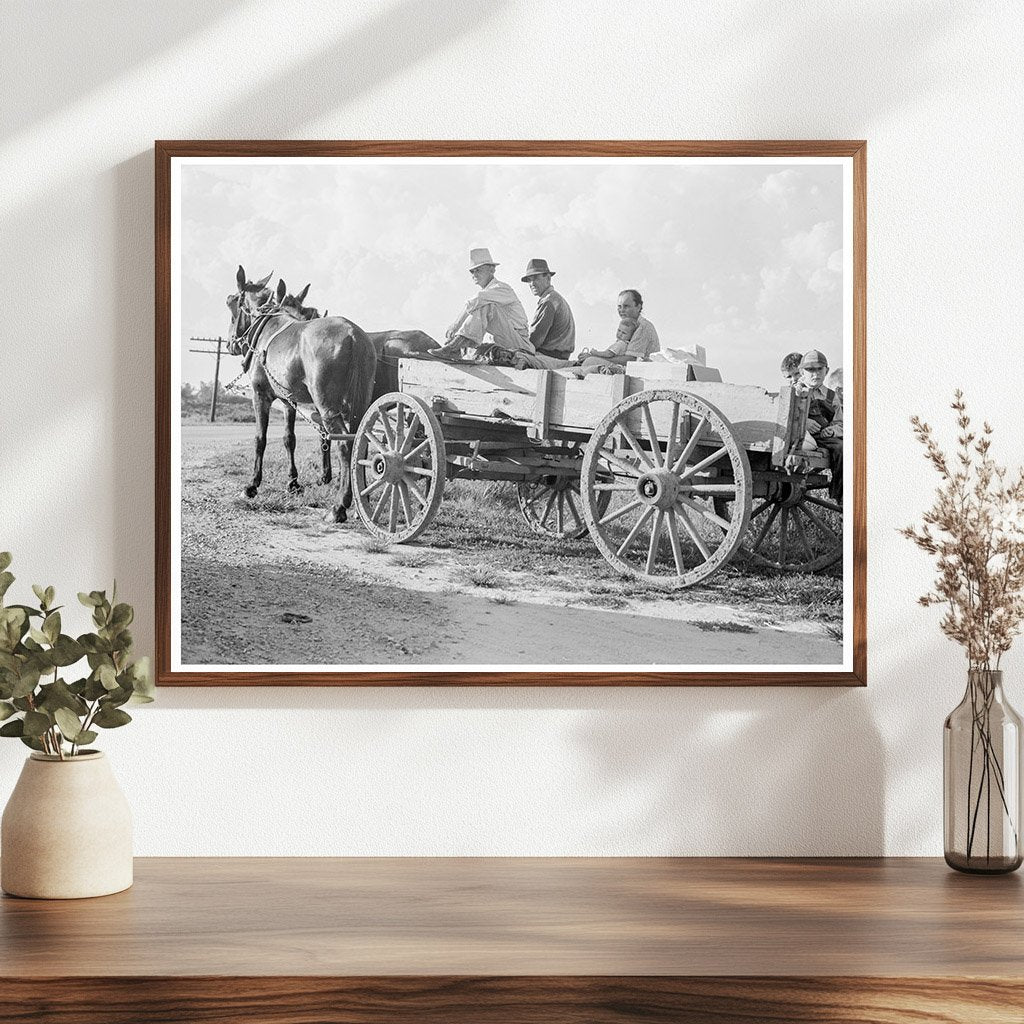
[189,337,228,422]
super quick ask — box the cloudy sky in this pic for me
[178,158,846,389]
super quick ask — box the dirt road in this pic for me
[179,422,842,669]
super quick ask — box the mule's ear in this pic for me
[236,265,247,290]
[296,283,310,303]
[276,279,287,301]
[255,271,273,288]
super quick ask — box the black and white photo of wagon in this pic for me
[158,144,863,684]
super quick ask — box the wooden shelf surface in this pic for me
[2,857,1023,1022]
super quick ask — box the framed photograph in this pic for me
[156,141,865,686]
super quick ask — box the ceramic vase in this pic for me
[1,751,133,898]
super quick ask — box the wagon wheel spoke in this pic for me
[593,481,638,492]
[675,505,712,561]
[399,413,423,455]
[388,486,400,533]
[640,403,664,468]
[645,510,666,574]
[805,494,843,514]
[616,506,655,558]
[540,488,558,530]
[404,477,428,509]
[615,423,653,471]
[405,466,435,478]
[394,402,406,453]
[397,479,415,525]
[665,508,687,575]
[359,475,387,499]
[791,506,815,561]
[802,503,840,544]
[599,498,643,527]
[670,415,708,475]
[555,492,565,534]
[598,448,644,479]
[678,494,731,533]
[370,483,392,524]
[749,500,772,519]
[687,483,739,494]
[365,433,386,456]
[679,445,729,480]
[377,409,397,450]
[750,503,781,552]
[664,401,681,469]
[403,438,430,462]
[778,507,789,564]
[565,488,584,531]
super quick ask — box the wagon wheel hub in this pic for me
[636,470,679,510]
[374,452,408,484]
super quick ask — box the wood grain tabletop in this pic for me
[1,856,1021,976]
[3,857,1023,1022]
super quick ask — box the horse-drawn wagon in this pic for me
[349,359,843,588]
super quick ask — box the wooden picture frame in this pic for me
[156,140,866,686]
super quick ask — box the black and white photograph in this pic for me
[164,147,860,680]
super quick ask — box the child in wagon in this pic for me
[795,350,843,501]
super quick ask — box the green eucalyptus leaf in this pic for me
[93,705,132,729]
[0,700,15,721]
[0,651,18,673]
[42,611,60,643]
[53,707,85,741]
[11,666,41,699]
[31,584,47,608]
[0,606,27,651]
[75,730,98,746]
[9,604,43,619]
[83,675,108,701]
[19,735,44,751]
[78,592,99,607]
[50,635,85,667]
[129,657,154,699]
[83,638,113,658]
[28,627,49,646]
[0,718,25,737]
[0,552,11,573]
[37,679,88,716]
[22,710,51,738]
[104,685,132,709]
[110,603,133,629]
[0,572,14,601]
[98,664,118,690]
[12,697,32,712]
[44,586,55,608]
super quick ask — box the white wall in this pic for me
[1,0,1021,855]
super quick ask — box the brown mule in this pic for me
[227,267,377,523]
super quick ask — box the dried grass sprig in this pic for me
[902,391,1024,670]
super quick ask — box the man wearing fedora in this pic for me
[511,258,577,370]
[436,248,531,359]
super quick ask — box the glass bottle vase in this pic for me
[944,669,1023,873]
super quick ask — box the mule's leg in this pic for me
[245,390,273,499]
[283,405,302,492]
[320,434,332,485]
[320,413,353,523]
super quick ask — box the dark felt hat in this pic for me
[521,258,555,281]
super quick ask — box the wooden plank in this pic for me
[401,361,784,451]
[1,976,1019,1024]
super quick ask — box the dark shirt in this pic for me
[528,287,576,357]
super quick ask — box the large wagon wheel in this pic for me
[742,481,842,572]
[580,389,752,588]
[351,393,446,543]
[516,446,611,540]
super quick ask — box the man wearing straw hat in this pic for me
[511,257,577,370]
[435,248,531,359]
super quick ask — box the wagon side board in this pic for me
[399,360,788,453]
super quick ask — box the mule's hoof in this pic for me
[320,474,333,486]
[244,485,258,499]
[331,507,348,524]
[287,480,304,493]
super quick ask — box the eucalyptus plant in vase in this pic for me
[903,392,1024,873]
[0,552,154,898]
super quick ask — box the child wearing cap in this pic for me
[795,351,843,500]
[780,352,803,387]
